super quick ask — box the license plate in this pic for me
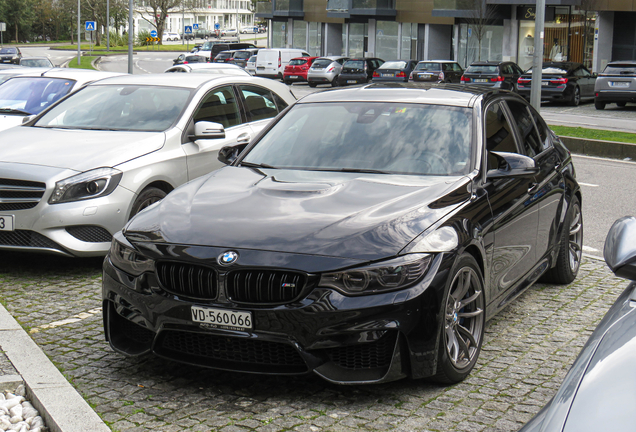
[289,75,298,79]
[542,81,549,86]
[474,78,488,83]
[382,73,395,77]
[0,215,14,231]
[191,306,252,331]
[610,81,630,87]
[347,80,357,84]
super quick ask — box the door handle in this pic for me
[237,133,251,143]
[528,182,539,194]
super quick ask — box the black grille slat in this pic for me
[155,262,218,300]
[158,331,306,367]
[226,270,307,304]
[66,226,112,243]
[0,178,46,210]
[321,332,397,370]
[0,230,63,250]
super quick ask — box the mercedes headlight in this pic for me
[109,231,153,276]
[319,254,432,295]
[49,167,122,204]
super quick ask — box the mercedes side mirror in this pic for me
[604,216,636,280]
[192,121,225,140]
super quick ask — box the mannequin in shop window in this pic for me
[523,34,534,55]
[550,38,562,61]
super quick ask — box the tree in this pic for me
[466,0,498,61]
[137,0,183,45]
[3,0,35,42]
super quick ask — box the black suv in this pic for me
[461,61,524,92]
[337,58,384,86]
[594,60,636,109]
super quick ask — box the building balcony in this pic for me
[326,0,397,19]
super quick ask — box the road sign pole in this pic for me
[77,0,81,66]
[530,0,546,112]
[107,0,110,51]
[128,0,133,74]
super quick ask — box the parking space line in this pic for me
[579,182,599,187]
[29,308,102,334]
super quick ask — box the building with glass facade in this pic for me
[256,0,636,72]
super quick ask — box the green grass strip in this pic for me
[549,125,636,144]
[67,56,98,70]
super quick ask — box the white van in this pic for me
[255,48,310,80]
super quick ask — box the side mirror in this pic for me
[22,115,35,124]
[192,121,225,140]
[487,151,539,179]
[218,143,248,165]
[604,216,636,280]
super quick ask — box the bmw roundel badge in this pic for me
[218,251,239,266]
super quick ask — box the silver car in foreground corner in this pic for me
[519,216,636,432]
[0,74,296,256]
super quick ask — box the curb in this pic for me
[0,303,110,432]
[560,136,636,160]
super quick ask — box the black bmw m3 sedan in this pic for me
[102,83,582,385]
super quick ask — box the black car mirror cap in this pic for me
[604,216,636,281]
[218,143,248,165]
[192,121,225,140]
[486,151,539,179]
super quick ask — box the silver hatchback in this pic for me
[307,56,349,87]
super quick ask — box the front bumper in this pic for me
[102,251,449,384]
[0,170,134,256]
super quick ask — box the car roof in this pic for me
[2,68,121,85]
[316,56,348,60]
[419,60,459,63]
[94,73,279,89]
[296,83,496,107]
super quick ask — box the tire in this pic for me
[431,254,485,384]
[542,196,582,284]
[617,102,627,107]
[308,82,317,88]
[569,86,580,106]
[594,100,606,110]
[129,187,166,219]
[331,76,339,87]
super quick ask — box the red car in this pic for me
[283,56,319,84]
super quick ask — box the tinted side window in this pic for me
[485,101,518,170]
[193,85,240,128]
[527,105,551,150]
[505,100,543,157]
[239,85,279,122]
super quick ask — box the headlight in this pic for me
[49,167,122,204]
[109,231,153,276]
[319,254,432,295]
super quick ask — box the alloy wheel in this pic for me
[568,202,583,274]
[444,267,484,369]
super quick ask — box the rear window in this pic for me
[344,60,365,69]
[414,62,442,72]
[234,51,252,60]
[248,56,257,62]
[289,59,307,66]
[602,64,636,75]
[466,65,498,74]
[312,58,334,68]
[379,61,407,69]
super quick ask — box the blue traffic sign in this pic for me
[85,21,96,32]
[150,30,157,37]
[193,23,199,30]
[214,23,220,30]
[184,25,193,34]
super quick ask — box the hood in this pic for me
[125,166,470,260]
[0,115,24,133]
[0,126,166,172]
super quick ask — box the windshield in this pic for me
[0,48,17,54]
[34,85,192,132]
[0,77,74,115]
[20,59,53,67]
[414,62,441,71]
[379,61,407,69]
[243,102,472,176]
[466,65,498,74]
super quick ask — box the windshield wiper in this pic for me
[306,167,392,174]
[240,161,278,169]
[0,108,30,115]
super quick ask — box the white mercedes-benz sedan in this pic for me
[0,73,296,256]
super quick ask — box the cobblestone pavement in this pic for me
[0,350,16,376]
[0,254,626,432]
